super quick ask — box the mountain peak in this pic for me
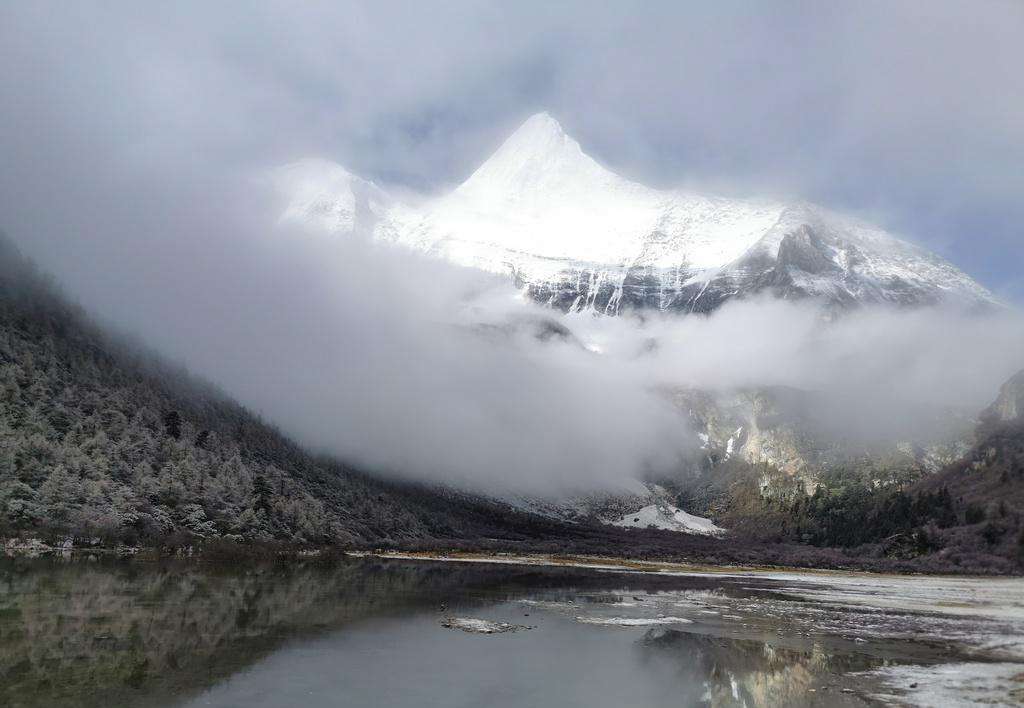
[456,112,622,201]
[273,122,996,315]
[508,111,570,144]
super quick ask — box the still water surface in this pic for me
[1,556,1022,707]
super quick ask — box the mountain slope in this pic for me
[0,234,554,547]
[672,385,974,497]
[0,232,804,556]
[915,369,1024,520]
[668,370,1024,570]
[279,113,997,314]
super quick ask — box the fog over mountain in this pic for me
[9,21,1024,708]
[1,1,1022,497]
[172,238,1024,493]
[10,197,1018,496]
[5,1,1022,302]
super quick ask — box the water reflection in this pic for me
[0,558,500,708]
[0,557,1003,707]
[638,630,873,707]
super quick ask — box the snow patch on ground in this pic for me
[610,504,725,536]
[440,617,530,634]
[574,615,694,627]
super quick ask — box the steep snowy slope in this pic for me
[379,113,786,287]
[278,113,997,313]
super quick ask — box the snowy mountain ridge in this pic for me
[276,112,997,314]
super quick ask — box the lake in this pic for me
[1,555,1022,707]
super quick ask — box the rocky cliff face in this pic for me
[985,369,1024,424]
[503,382,977,533]
[671,386,974,498]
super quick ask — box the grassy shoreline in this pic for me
[5,536,1018,578]
[342,548,1006,580]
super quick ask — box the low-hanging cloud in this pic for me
[102,209,696,496]
[570,299,1024,443]
[1,1,1023,496]
[63,176,1024,496]
[143,221,1024,494]
[6,165,1024,495]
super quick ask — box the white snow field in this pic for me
[610,503,726,536]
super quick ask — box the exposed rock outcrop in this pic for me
[984,369,1024,424]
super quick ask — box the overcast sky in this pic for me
[1,0,1022,303]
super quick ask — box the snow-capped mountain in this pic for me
[277,112,997,313]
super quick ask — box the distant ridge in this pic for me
[276,113,998,314]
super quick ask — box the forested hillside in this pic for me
[0,234,522,546]
[678,384,1024,571]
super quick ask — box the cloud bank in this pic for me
[1,1,1022,495]
[64,189,1021,495]
[2,1,1023,302]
